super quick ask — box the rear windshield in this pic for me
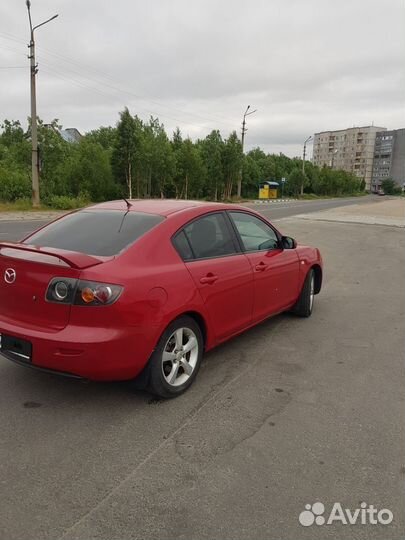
[24,210,164,256]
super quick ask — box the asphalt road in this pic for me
[243,194,380,220]
[0,195,378,241]
[0,196,404,540]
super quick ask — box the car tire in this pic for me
[291,268,315,318]
[148,316,204,398]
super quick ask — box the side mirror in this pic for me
[282,236,297,249]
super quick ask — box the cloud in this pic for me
[0,0,403,156]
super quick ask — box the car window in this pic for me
[172,230,193,261]
[182,213,236,260]
[229,212,279,252]
[25,210,164,257]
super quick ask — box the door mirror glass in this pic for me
[282,236,297,249]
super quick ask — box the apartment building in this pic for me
[371,129,405,192]
[312,126,386,190]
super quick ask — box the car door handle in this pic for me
[200,274,218,284]
[255,262,268,272]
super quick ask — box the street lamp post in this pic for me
[26,1,58,207]
[237,105,257,198]
[301,135,313,196]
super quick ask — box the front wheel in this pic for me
[148,316,203,398]
[292,269,315,318]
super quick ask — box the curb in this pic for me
[0,211,65,222]
[253,199,297,204]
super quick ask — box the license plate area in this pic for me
[0,334,32,362]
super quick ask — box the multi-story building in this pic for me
[371,129,405,192]
[312,126,386,190]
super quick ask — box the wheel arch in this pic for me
[181,310,208,349]
[132,309,209,390]
[312,264,322,294]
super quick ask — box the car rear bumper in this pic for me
[0,318,159,381]
[0,349,85,379]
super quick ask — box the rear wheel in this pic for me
[148,316,203,398]
[292,269,315,318]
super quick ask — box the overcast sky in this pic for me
[0,0,403,157]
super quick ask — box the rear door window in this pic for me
[181,213,237,260]
[25,210,164,256]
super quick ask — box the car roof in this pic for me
[87,199,239,217]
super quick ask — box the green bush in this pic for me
[381,178,402,195]
[47,195,90,210]
[6,198,34,210]
[0,167,31,201]
[381,179,396,195]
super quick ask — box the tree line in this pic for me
[0,108,365,208]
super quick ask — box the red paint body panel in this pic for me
[185,254,254,341]
[243,248,300,322]
[0,256,79,330]
[0,200,323,381]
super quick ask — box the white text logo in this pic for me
[298,502,393,526]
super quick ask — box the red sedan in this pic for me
[0,200,322,397]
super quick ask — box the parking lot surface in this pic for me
[0,198,404,539]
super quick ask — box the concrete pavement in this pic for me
[293,197,405,228]
[0,197,404,540]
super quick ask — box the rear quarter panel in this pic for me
[80,217,213,350]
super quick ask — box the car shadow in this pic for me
[1,307,316,409]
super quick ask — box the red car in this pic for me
[0,200,322,397]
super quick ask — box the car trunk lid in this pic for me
[0,243,107,330]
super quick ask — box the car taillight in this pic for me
[46,278,122,306]
[74,281,122,306]
[46,278,77,304]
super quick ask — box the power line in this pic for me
[40,65,127,102]
[0,41,27,57]
[39,64,220,132]
[39,60,216,129]
[0,30,237,130]
[0,36,226,134]
[36,45,236,127]
[41,56,236,129]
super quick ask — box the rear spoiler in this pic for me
[0,242,107,269]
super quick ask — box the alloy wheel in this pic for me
[162,327,199,387]
[309,274,315,312]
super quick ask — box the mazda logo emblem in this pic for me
[4,268,16,284]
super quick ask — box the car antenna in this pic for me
[123,198,132,209]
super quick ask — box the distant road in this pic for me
[243,194,378,220]
[0,195,378,242]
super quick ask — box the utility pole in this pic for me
[237,105,257,198]
[26,1,58,207]
[301,135,313,196]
